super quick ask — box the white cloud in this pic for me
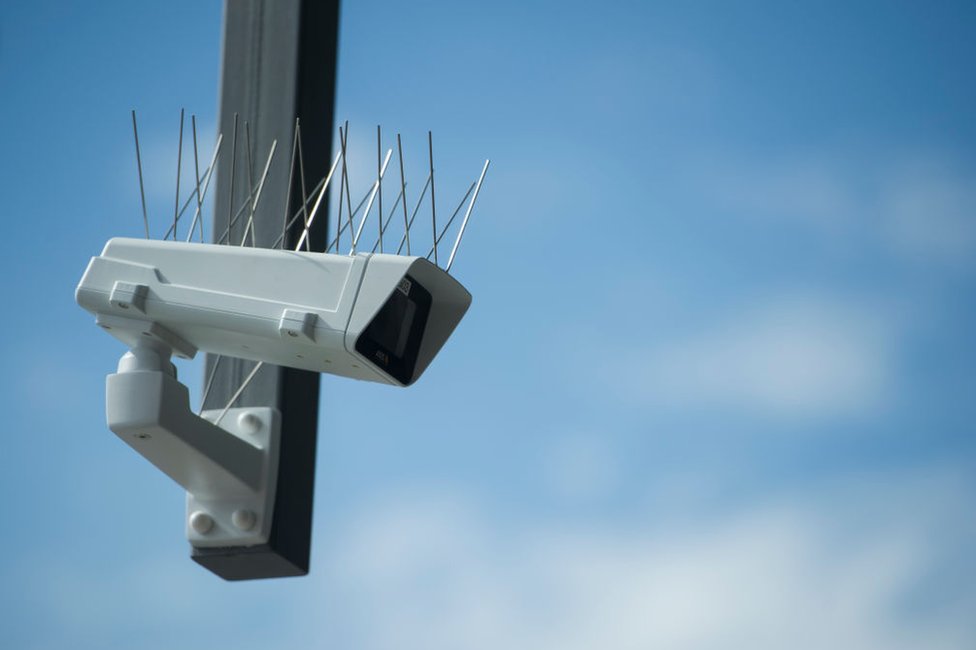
[611,295,892,420]
[303,469,975,650]
[687,151,976,269]
[17,470,974,650]
[699,154,861,231]
[880,165,976,268]
[542,433,619,502]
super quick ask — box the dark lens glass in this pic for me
[355,274,431,384]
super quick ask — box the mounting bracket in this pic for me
[105,339,280,551]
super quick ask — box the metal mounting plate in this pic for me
[187,407,281,548]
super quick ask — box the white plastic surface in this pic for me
[188,407,280,548]
[76,238,472,386]
[104,340,281,549]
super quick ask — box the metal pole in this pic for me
[196,0,340,580]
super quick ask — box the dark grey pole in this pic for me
[195,0,340,580]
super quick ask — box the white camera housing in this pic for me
[77,237,472,386]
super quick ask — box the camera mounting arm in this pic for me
[106,337,280,548]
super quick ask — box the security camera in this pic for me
[75,237,472,553]
[83,111,490,578]
[76,237,471,386]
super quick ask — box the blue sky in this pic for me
[2,1,975,648]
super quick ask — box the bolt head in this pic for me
[189,511,214,535]
[232,509,256,531]
[237,411,262,434]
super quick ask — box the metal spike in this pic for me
[211,181,260,244]
[185,134,223,242]
[326,182,378,253]
[446,159,490,272]
[295,149,342,252]
[225,113,239,245]
[342,122,353,251]
[214,362,264,427]
[163,170,214,241]
[397,133,410,255]
[173,108,185,240]
[377,125,384,253]
[282,119,301,250]
[428,131,438,266]
[351,149,392,253]
[243,122,256,246]
[337,124,355,253]
[371,184,406,253]
[270,174,327,250]
[396,173,432,255]
[334,128,346,253]
[296,119,310,251]
[198,355,223,415]
[427,181,476,259]
[190,116,204,242]
[241,140,278,247]
[130,110,150,238]
[215,139,280,246]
